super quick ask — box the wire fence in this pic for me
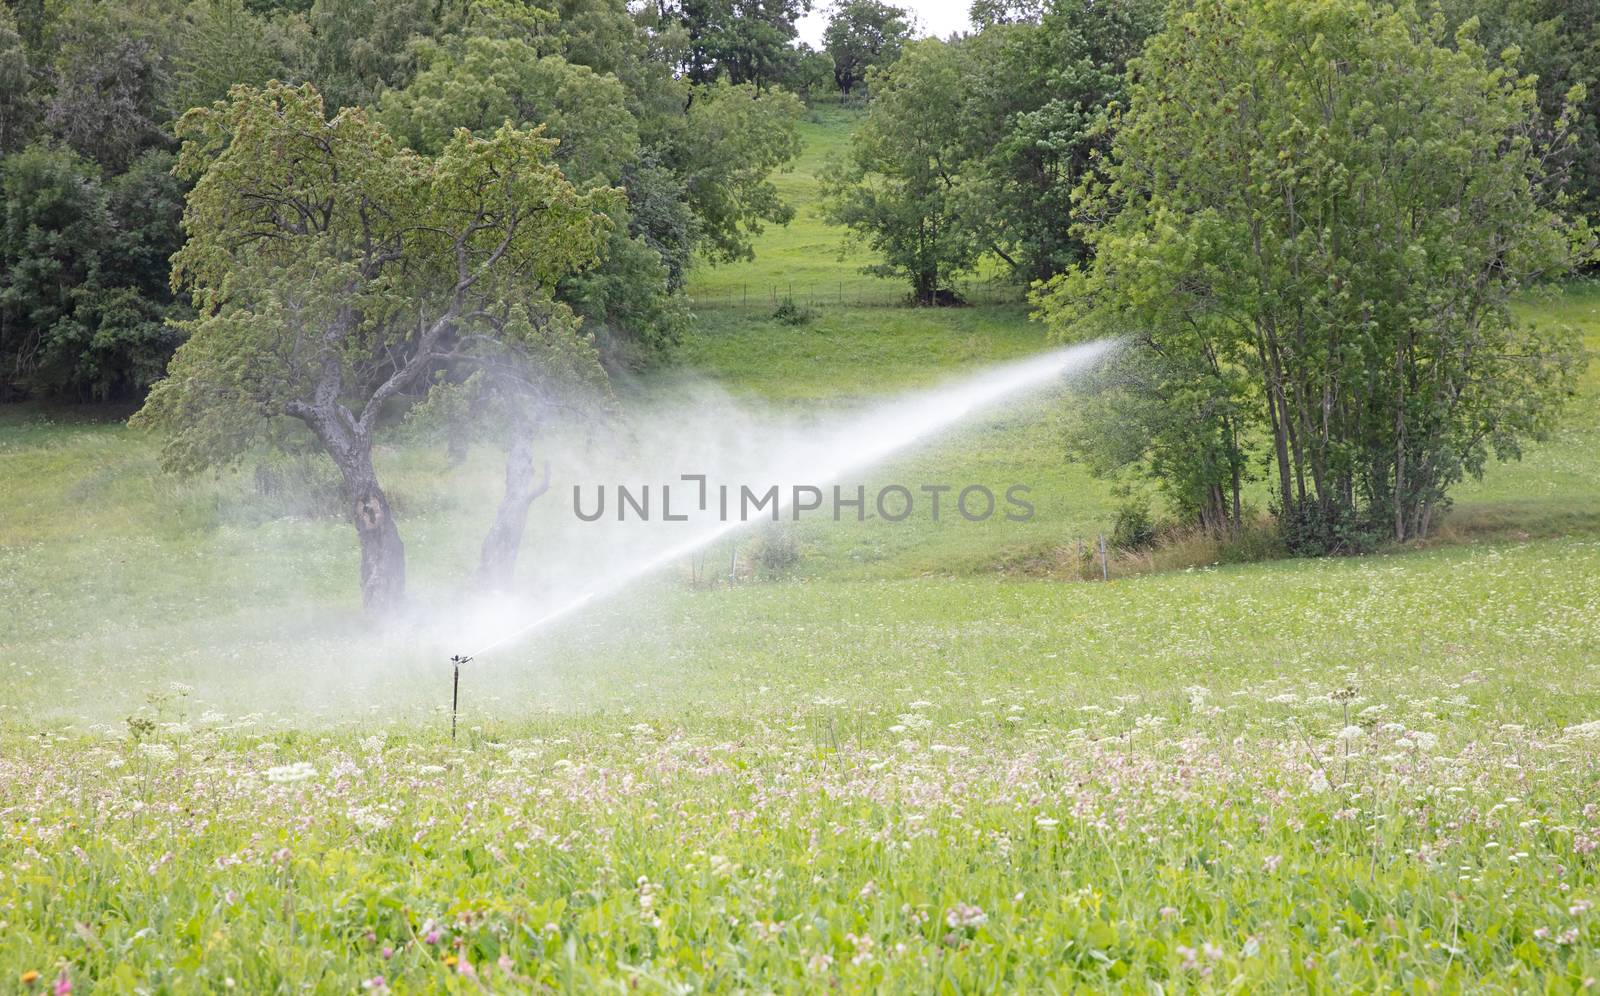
[687,278,1027,312]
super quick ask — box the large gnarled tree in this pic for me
[134,82,616,615]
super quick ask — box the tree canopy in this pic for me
[133,82,617,612]
[1036,0,1593,549]
[823,0,910,96]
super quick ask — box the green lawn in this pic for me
[5,104,1600,992]
[5,542,1600,989]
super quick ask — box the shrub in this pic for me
[1111,493,1157,550]
[771,297,815,326]
[750,525,801,578]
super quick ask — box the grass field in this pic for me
[4,107,1600,991]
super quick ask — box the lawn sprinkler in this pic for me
[449,654,471,741]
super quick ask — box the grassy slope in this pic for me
[5,105,1600,991]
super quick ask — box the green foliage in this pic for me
[288,0,445,112]
[770,296,814,325]
[749,521,801,576]
[659,0,811,91]
[955,0,1162,282]
[41,0,177,172]
[0,142,181,401]
[822,40,980,305]
[822,0,910,96]
[1434,0,1600,228]
[1109,490,1155,550]
[0,4,33,154]
[1038,0,1593,548]
[668,80,804,264]
[168,0,289,114]
[374,16,800,362]
[135,81,614,469]
[823,2,1160,298]
[379,39,638,185]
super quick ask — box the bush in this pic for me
[750,525,801,578]
[1111,493,1157,550]
[771,297,815,326]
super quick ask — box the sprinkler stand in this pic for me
[449,654,471,740]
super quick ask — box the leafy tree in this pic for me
[823,0,910,96]
[1036,0,1592,548]
[0,142,181,401]
[103,150,187,306]
[822,39,979,304]
[656,0,811,90]
[378,38,638,186]
[0,143,111,399]
[821,1,1159,295]
[133,83,618,615]
[954,0,1161,282]
[0,4,34,153]
[43,0,177,171]
[664,80,802,263]
[288,0,448,111]
[169,0,287,115]
[1435,0,1600,230]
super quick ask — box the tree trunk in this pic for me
[339,443,406,617]
[476,431,551,591]
[298,406,406,618]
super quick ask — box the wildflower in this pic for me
[1308,769,1331,794]
[1564,720,1600,739]
[1262,855,1282,873]
[264,762,316,784]
[1571,900,1592,916]
[21,970,41,987]
[1411,731,1439,751]
[1336,725,1364,742]
[945,903,987,930]
[52,972,70,996]
[1035,816,1060,831]
[362,978,388,994]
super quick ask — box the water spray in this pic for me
[439,340,1117,738]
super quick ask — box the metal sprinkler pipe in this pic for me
[449,655,471,740]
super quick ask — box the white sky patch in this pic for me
[796,0,975,48]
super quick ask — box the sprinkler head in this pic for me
[450,654,472,666]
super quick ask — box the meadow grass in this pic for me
[5,104,1600,992]
[5,541,1600,990]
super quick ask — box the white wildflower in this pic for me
[265,761,317,784]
